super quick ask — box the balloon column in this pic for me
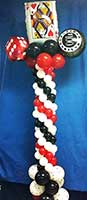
[5,1,86,200]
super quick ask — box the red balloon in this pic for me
[39,147,47,156]
[45,66,54,74]
[32,195,41,200]
[48,71,56,80]
[45,108,53,119]
[37,53,53,70]
[35,143,42,149]
[25,56,36,68]
[35,96,39,99]
[45,152,54,162]
[33,98,42,107]
[38,104,45,113]
[52,54,65,69]
[51,114,57,123]
[33,99,40,107]
[50,157,57,166]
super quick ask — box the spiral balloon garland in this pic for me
[28,45,69,200]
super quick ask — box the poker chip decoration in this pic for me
[58,29,86,57]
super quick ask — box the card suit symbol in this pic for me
[31,3,37,9]
[48,30,54,36]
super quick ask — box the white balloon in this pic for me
[52,145,58,154]
[39,157,48,166]
[30,181,45,196]
[35,127,39,131]
[37,70,45,79]
[32,110,40,118]
[39,94,47,102]
[48,125,57,135]
[54,188,69,200]
[44,142,57,154]
[35,64,41,70]
[34,151,42,160]
[28,164,38,179]
[38,137,46,146]
[44,142,52,151]
[52,103,58,111]
[34,130,44,139]
[35,87,43,96]
[38,113,47,122]
[54,166,65,179]
[44,100,53,109]
[58,178,64,188]
[51,89,57,95]
[45,163,53,173]
[32,82,38,90]
[44,75,52,83]
[44,119,53,128]
[46,81,56,89]
[44,101,58,112]
[49,170,58,182]
[50,170,64,187]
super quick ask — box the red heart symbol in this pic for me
[31,3,37,9]
[48,30,54,36]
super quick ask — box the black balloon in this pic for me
[35,119,43,127]
[37,79,46,88]
[40,126,48,134]
[32,68,37,77]
[35,170,50,186]
[26,42,42,58]
[50,135,56,144]
[44,132,51,141]
[44,133,56,144]
[45,180,59,195]
[37,164,45,171]
[47,93,56,103]
[43,40,58,56]
[43,87,51,95]
[41,193,54,200]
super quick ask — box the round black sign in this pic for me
[58,29,86,57]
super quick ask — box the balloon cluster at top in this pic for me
[5,37,65,70]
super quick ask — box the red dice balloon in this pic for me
[52,54,66,69]
[37,53,53,70]
[5,36,29,61]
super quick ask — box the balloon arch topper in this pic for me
[5,1,86,200]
